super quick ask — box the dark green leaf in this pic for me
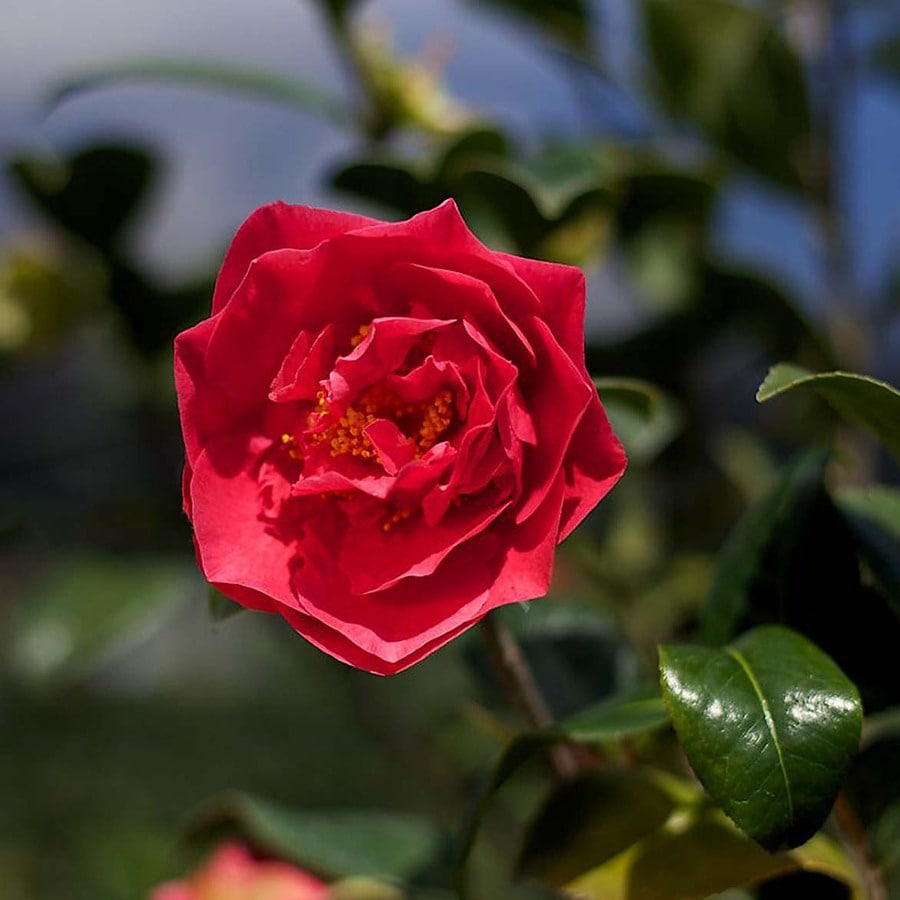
[9,145,156,251]
[643,0,811,190]
[518,771,675,886]
[466,0,592,53]
[593,378,681,464]
[188,792,441,882]
[757,364,900,462]
[699,450,829,645]
[208,587,246,622]
[562,693,670,743]
[457,692,670,889]
[660,626,863,850]
[51,60,352,127]
[835,486,900,615]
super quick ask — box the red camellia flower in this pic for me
[175,200,625,674]
[150,842,328,900]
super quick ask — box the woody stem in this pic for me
[479,612,580,780]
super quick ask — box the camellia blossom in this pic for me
[149,842,328,900]
[175,199,626,674]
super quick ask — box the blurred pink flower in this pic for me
[150,843,329,900]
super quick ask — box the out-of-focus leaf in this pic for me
[587,264,828,388]
[593,377,681,464]
[660,625,862,851]
[871,35,900,83]
[188,792,441,882]
[328,877,405,900]
[494,603,639,720]
[458,692,670,887]
[9,145,156,251]
[467,0,592,53]
[699,449,828,644]
[332,126,509,218]
[595,815,861,900]
[517,771,675,886]
[836,486,900,615]
[208,587,246,622]
[51,60,352,127]
[757,364,900,462]
[643,0,811,190]
[561,693,670,743]
[8,555,192,683]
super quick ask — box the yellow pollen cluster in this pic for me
[307,383,455,463]
[280,433,302,460]
[310,389,379,460]
[416,389,453,454]
[382,507,413,531]
[349,323,370,348]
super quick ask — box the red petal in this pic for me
[211,202,378,314]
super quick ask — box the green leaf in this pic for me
[593,377,681,464]
[699,449,828,645]
[465,0,592,53]
[187,792,441,882]
[623,816,860,900]
[757,363,900,462]
[518,771,675,886]
[835,485,900,615]
[9,554,192,683]
[208,587,246,622]
[561,693,670,743]
[642,0,811,190]
[457,692,670,889]
[51,60,352,127]
[660,626,862,851]
[9,145,156,251]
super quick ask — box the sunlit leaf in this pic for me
[188,792,442,882]
[593,377,681,464]
[51,60,352,127]
[660,626,862,850]
[757,363,900,462]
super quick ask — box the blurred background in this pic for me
[1,1,899,897]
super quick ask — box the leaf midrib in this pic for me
[725,646,794,818]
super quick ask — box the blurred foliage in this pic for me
[2,0,900,898]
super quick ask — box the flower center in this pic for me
[301,383,455,464]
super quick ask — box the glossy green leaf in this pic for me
[757,363,900,461]
[51,60,352,127]
[188,792,441,882]
[518,771,675,886]
[9,555,192,683]
[836,485,900,615]
[643,0,810,189]
[9,145,156,251]
[660,626,862,850]
[593,378,681,464]
[699,450,828,645]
